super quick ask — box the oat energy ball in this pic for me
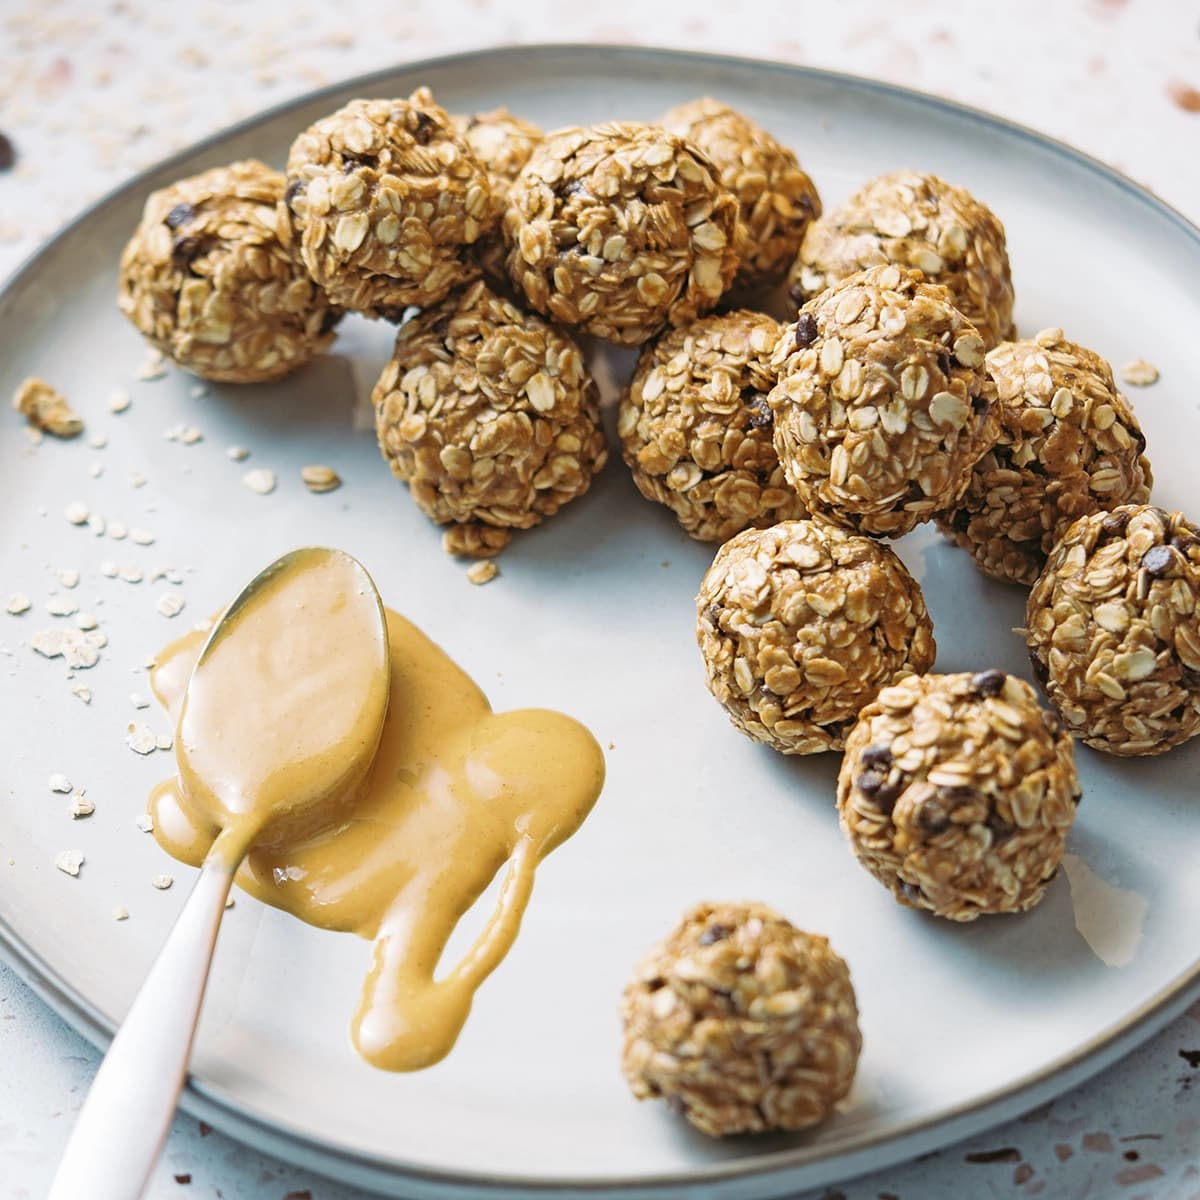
[618,310,807,542]
[117,160,336,383]
[659,97,821,292]
[788,171,1014,350]
[938,330,1153,585]
[769,265,997,539]
[621,901,861,1137]
[838,671,1080,921]
[373,279,607,557]
[286,90,500,316]
[503,122,740,346]
[1026,505,1200,755]
[697,519,936,754]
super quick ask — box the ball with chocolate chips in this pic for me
[696,518,936,755]
[117,160,338,383]
[621,900,861,1137]
[939,329,1153,585]
[285,89,501,316]
[372,279,608,559]
[769,264,998,539]
[618,309,807,542]
[659,96,821,292]
[838,670,1080,921]
[788,170,1014,350]
[1025,504,1200,755]
[502,122,741,346]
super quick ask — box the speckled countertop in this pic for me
[2,2,1200,1198]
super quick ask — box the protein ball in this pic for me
[938,330,1153,585]
[769,265,998,539]
[696,519,936,754]
[618,310,807,542]
[286,89,500,316]
[621,901,861,1137]
[838,671,1080,921]
[1025,505,1200,755]
[372,279,607,557]
[659,97,821,292]
[503,122,740,346]
[451,108,544,285]
[117,160,337,383]
[788,171,1014,350]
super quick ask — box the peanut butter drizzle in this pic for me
[149,604,604,1072]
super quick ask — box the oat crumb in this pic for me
[71,683,92,704]
[113,905,129,921]
[47,595,79,617]
[70,793,94,818]
[76,612,98,631]
[156,591,185,618]
[64,502,89,526]
[1121,358,1160,387]
[88,432,108,449]
[130,692,150,710]
[136,349,167,381]
[5,593,31,615]
[225,445,249,462]
[151,873,174,890]
[100,561,119,578]
[243,467,276,495]
[129,471,147,488]
[58,568,80,589]
[155,733,173,751]
[88,461,104,479]
[130,528,155,546]
[55,849,83,877]
[126,722,159,755]
[301,464,341,493]
[135,813,155,833]
[107,520,128,541]
[13,377,84,438]
[466,561,499,586]
[87,513,106,536]
[49,773,73,793]
[120,565,144,584]
[109,388,132,414]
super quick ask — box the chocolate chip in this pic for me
[918,799,951,834]
[1102,509,1131,535]
[971,392,991,415]
[898,880,925,906]
[1141,544,1175,576]
[704,603,721,627]
[870,778,904,816]
[170,236,203,268]
[745,396,773,429]
[971,669,1007,697]
[788,280,805,307]
[1041,708,1064,738]
[986,811,1014,842]
[318,307,342,335]
[0,132,15,172]
[860,744,893,769]
[794,312,818,349]
[412,111,437,145]
[855,770,884,794]
[164,202,196,230]
[937,350,953,377]
[699,923,731,945]
[1030,652,1051,690]
[284,178,306,205]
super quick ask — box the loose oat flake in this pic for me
[46,595,79,618]
[156,591,185,618]
[64,502,89,525]
[58,568,80,589]
[109,388,132,414]
[129,692,150,710]
[151,874,174,891]
[13,377,84,438]
[1121,358,1160,387]
[135,349,167,381]
[55,849,84,877]
[5,593,31,615]
[126,722,159,755]
[48,773,73,793]
[135,813,154,833]
[31,627,103,669]
[130,528,155,546]
[71,793,95,819]
[301,464,341,493]
[76,612,98,631]
[225,445,249,462]
[243,467,276,495]
[108,520,128,541]
[466,560,499,586]
[113,906,130,921]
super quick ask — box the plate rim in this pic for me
[3,39,1199,1198]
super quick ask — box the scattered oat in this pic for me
[243,467,276,495]
[189,384,207,399]
[136,349,167,381]
[156,591,185,618]
[119,565,144,584]
[100,560,119,578]
[126,722,159,754]
[300,464,341,493]
[135,813,155,833]
[88,432,108,449]
[64,502,89,525]
[107,520,128,541]
[113,906,129,921]
[49,773,73,794]
[225,445,249,462]
[70,683,92,704]
[224,896,235,909]
[141,654,157,670]
[155,733,173,751]
[151,874,174,890]
[13,377,84,438]
[24,426,43,445]
[1121,358,1159,387]
[129,692,150,710]
[57,568,80,590]
[70,793,94,819]
[30,627,103,669]
[76,612,98,631]
[87,513,106,536]
[109,387,132,414]
[5,593,31,615]
[130,528,155,546]
[47,595,79,617]
[466,560,499,586]
[55,849,84,877]
[88,461,104,479]
[129,471,147,488]
[164,423,203,445]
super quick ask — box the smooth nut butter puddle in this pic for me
[148,563,605,1072]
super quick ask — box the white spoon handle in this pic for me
[48,863,234,1200]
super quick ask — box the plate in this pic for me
[2,43,1199,1200]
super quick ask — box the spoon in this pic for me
[48,547,390,1200]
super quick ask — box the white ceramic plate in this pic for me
[2,44,1199,1200]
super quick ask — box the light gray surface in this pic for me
[2,9,1200,1200]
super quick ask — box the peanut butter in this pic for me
[149,584,604,1072]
